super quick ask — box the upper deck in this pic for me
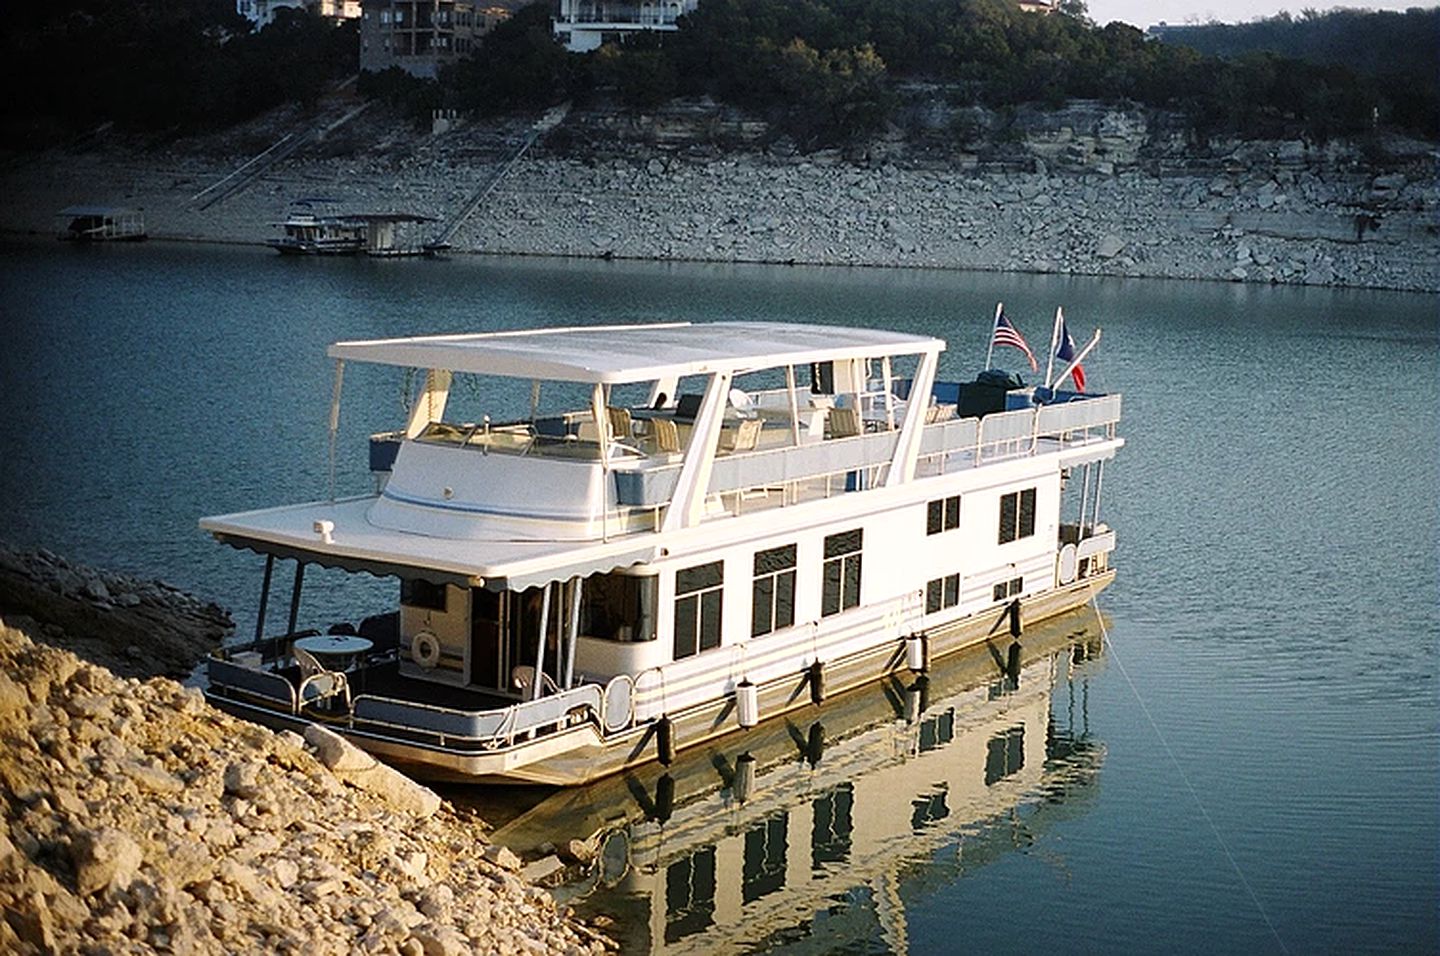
[202,322,1122,588]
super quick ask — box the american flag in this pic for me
[1055,315,1087,392]
[991,310,1038,371]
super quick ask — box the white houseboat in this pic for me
[201,320,1122,785]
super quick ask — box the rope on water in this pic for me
[1088,588,1289,955]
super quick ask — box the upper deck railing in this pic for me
[373,393,1121,526]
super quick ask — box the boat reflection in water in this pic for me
[485,611,1106,953]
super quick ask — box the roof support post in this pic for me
[785,365,801,446]
[661,371,732,532]
[405,369,452,437]
[327,360,345,503]
[533,582,552,701]
[563,576,582,689]
[885,348,938,487]
[1091,460,1105,531]
[590,383,610,541]
[286,561,306,637]
[253,553,274,643]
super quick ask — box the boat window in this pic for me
[821,529,863,617]
[401,578,447,612]
[579,572,657,642]
[674,561,723,659]
[926,495,961,535]
[925,572,960,613]
[750,544,796,638]
[992,576,1023,602]
[998,487,1037,544]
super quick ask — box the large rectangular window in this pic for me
[751,545,797,638]
[822,529,863,617]
[998,488,1037,544]
[674,561,723,660]
[580,572,657,643]
[926,495,960,535]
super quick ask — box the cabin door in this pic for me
[469,587,506,691]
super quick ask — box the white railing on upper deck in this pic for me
[607,394,1121,519]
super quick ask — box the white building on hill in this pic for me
[553,0,699,52]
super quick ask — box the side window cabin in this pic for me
[998,488,1036,545]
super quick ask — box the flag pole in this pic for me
[984,302,1001,370]
[1043,306,1063,389]
[1054,329,1101,391]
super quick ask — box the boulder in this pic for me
[72,827,143,897]
[304,724,442,818]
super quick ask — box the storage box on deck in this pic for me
[957,369,1029,418]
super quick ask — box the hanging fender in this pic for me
[655,715,676,766]
[808,660,826,705]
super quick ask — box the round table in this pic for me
[294,634,374,670]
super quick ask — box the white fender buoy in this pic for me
[410,631,441,669]
[736,680,759,728]
[906,634,928,672]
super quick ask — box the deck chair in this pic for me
[293,645,350,711]
[512,665,560,697]
[829,406,862,438]
[720,418,763,453]
[651,417,682,454]
[729,387,758,419]
[606,406,633,441]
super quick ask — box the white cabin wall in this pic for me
[399,584,471,683]
[617,451,1069,689]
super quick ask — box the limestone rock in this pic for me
[482,844,522,871]
[72,828,143,897]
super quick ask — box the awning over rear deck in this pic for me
[200,496,660,591]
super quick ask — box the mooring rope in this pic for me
[1088,589,1289,955]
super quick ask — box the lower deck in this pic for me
[205,569,1113,785]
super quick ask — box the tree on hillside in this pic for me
[443,4,576,113]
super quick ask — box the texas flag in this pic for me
[1055,314,1087,392]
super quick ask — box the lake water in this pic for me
[1,239,1436,953]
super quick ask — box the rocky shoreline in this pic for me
[0,618,613,955]
[0,544,232,682]
[2,102,1436,292]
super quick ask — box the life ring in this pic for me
[411,631,441,669]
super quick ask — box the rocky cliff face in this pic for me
[2,97,1434,291]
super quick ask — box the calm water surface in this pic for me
[1,240,1436,953]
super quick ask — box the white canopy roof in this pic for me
[328,322,944,385]
[201,497,661,590]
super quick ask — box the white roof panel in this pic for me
[200,497,660,590]
[328,322,943,384]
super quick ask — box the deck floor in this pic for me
[351,661,516,712]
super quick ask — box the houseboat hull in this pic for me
[205,571,1110,786]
